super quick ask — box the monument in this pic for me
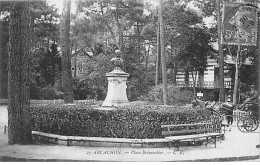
[102,50,130,106]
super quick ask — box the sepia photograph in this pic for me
[0,0,259,162]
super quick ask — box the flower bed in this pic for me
[30,104,220,139]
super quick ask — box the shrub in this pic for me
[73,78,106,101]
[30,84,42,99]
[141,85,193,105]
[30,104,220,139]
[39,86,63,100]
[201,90,219,101]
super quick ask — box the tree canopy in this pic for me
[0,0,259,101]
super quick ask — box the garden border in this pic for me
[32,131,170,148]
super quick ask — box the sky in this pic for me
[47,0,76,14]
[47,0,213,25]
[47,0,216,49]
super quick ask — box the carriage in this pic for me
[236,101,259,132]
[192,97,259,132]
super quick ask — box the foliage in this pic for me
[73,77,106,101]
[0,1,12,98]
[72,0,155,99]
[75,0,145,66]
[30,83,42,99]
[224,45,259,88]
[30,104,219,139]
[200,89,220,102]
[0,14,9,98]
[39,86,63,100]
[31,1,60,45]
[29,43,62,99]
[73,52,114,100]
[163,2,215,74]
[1,0,259,101]
[38,43,61,86]
[124,45,156,101]
[223,44,259,103]
[0,0,61,99]
[141,85,193,105]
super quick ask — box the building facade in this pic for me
[175,58,234,101]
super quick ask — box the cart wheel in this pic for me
[244,117,254,132]
[237,117,253,132]
[250,116,259,132]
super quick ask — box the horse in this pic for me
[191,97,209,108]
[192,98,235,130]
[206,101,235,126]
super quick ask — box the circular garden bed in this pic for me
[30,103,221,139]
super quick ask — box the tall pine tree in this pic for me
[60,0,73,103]
[8,1,32,144]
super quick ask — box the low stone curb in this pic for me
[0,154,259,162]
[32,131,226,148]
[32,131,170,148]
[181,155,260,162]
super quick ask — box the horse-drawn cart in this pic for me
[192,98,235,132]
[237,102,259,132]
[192,98,259,133]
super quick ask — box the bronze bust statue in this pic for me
[111,49,123,69]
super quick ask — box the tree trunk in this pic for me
[8,1,32,145]
[47,14,52,53]
[119,29,124,69]
[60,0,73,103]
[233,45,240,105]
[156,20,161,86]
[258,20,260,89]
[115,6,125,71]
[145,43,150,83]
[217,0,225,102]
[173,61,177,84]
[159,0,167,105]
[74,43,77,77]
[191,70,198,97]
[169,68,173,82]
[170,40,176,84]
[136,23,141,91]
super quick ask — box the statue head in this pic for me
[111,49,123,69]
[115,49,121,58]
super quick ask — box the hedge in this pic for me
[140,85,193,105]
[30,104,221,139]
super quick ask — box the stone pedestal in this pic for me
[102,68,130,107]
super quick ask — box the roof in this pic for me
[71,48,94,58]
[224,55,253,65]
